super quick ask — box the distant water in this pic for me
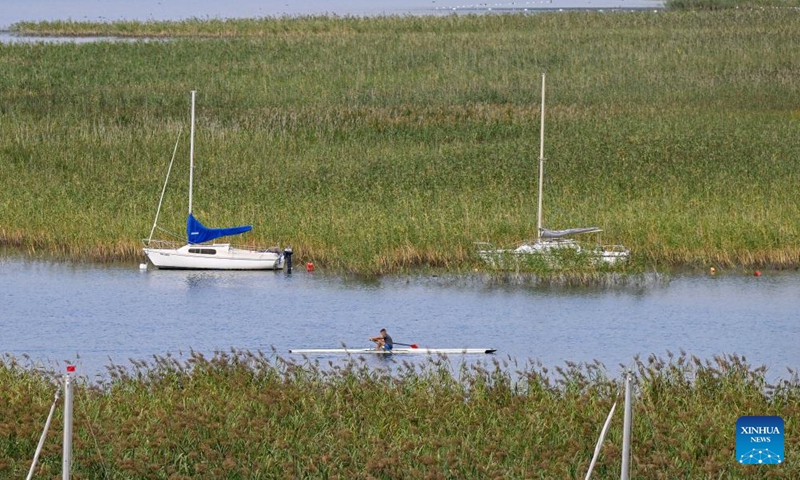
[1,0,664,30]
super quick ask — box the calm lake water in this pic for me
[2,257,798,383]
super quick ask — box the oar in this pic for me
[394,342,419,348]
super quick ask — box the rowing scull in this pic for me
[288,347,497,355]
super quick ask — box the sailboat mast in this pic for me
[188,90,196,215]
[536,73,545,242]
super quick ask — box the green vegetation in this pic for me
[1,350,797,478]
[667,0,800,11]
[2,12,799,274]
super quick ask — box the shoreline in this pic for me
[0,0,667,30]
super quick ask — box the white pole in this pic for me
[26,388,61,480]
[188,90,196,215]
[620,372,632,480]
[62,365,75,480]
[536,73,545,241]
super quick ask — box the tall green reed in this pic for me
[2,350,797,478]
[2,11,799,273]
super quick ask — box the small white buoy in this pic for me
[139,263,147,270]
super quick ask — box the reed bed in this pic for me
[1,350,797,478]
[666,0,800,10]
[2,11,800,274]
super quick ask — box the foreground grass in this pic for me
[1,350,797,478]
[2,12,800,274]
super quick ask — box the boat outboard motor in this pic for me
[283,247,293,273]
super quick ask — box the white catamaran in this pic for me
[143,91,285,270]
[477,73,629,268]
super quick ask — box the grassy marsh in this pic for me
[1,350,797,478]
[2,12,800,274]
[666,0,800,9]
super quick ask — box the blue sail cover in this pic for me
[187,213,252,244]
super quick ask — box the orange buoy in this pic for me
[754,270,761,277]
[306,262,314,272]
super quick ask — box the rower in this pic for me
[369,328,393,352]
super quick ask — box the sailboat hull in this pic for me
[477,239,629,269]
[143,243,284,270]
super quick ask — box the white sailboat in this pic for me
[142,91,285,270]
[478,74,629,268]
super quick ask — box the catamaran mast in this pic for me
[188,90,196,215]
[536,73,546,242]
